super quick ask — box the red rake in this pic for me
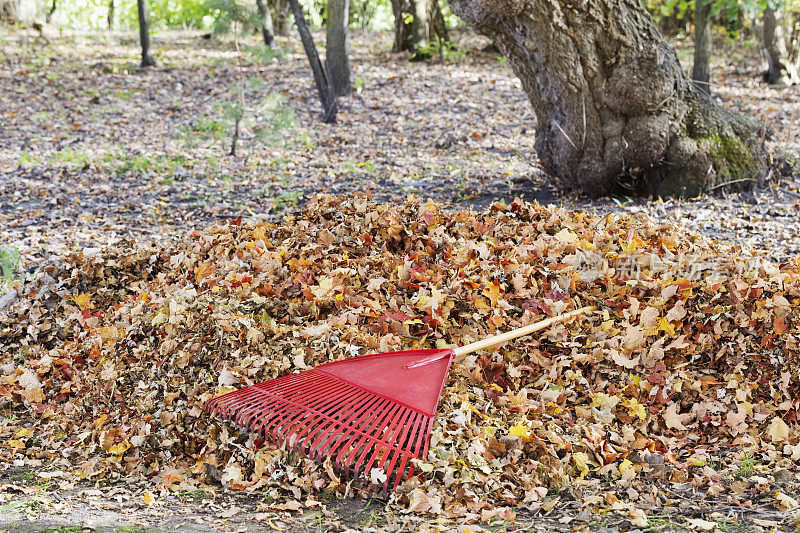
[205,305,594,490]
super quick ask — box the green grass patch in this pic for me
[107,152,191,178]
[42,526,83,533]
[0,247,20,292]
[49,147,91,168]
[244,45,287,64]
[180,116,227,140]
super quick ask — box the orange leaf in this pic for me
[483,280,502,307]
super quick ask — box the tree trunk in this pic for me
[393,0,447,53]
[256,0,275,47]
[45,0,56,23]
[326,0,352,96]
[137,0,156,67]
[0,0,18,23]
[691,0,712,94]
[391,0,412,52]
[272,0,289,35]
[449,0,765,197]
[763,7,782,84]
[411,0,430,49]
[287,0,337,122]
[107,0,114,29]
[761,7,800,86]
[430,0,448,43]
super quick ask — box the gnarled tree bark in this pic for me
[449,0,766,196]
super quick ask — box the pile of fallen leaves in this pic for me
[1,195,799,520]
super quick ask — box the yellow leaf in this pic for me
[151,310,167,326]
[474,297,490,311]
[107,441,131,456]
[554,228,580,245]
[15,427,34,438]
[590,392,620,411]
[618,459,634,474]
[509,424,531,441]
[621,230,646,253]
[688,456,707,467]
[572,452,590,478]
[407,488,443,514]
[74,293,94,310]
[143,492,155,506]
[311,277,337,302]
[94,414,108,429]
[628,507,649,528]
[541,499,558,512]
[657,317,675,336]
[624,398,647,420]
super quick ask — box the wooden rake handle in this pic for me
[453,305,596,357]
[405,305,596,368]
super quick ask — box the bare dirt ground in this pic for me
[1,26,800,533]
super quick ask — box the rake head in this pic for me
[205,349,454,491]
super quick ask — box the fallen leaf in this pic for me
[767,417,790,443]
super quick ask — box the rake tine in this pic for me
[235,374,315,429]
[314,394,387,461]
[297,387,376,457]
[396,412,428,486]
[232,386,284,425]
[284,385,369,454]
[419,417,435,460]
[318,393,387,461]
[245,381,318,437]
[324,394,386,468]
[267,379,371,452]
[342,399,403,472]
[207,386,252,414]
[260,377,352,442]
[349,402,408,478]
[285,382,363,444]
[375,410,416,490]
[253,376,336,436]
[377,407,414,469]
[209,374,296,421]
[357,403,412,481]
[219,387,263,421]
[381,409,418,490]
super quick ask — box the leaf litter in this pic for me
[1,27,800,531]
[2,194,800,530]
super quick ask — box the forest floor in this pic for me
[1,26,800,533]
